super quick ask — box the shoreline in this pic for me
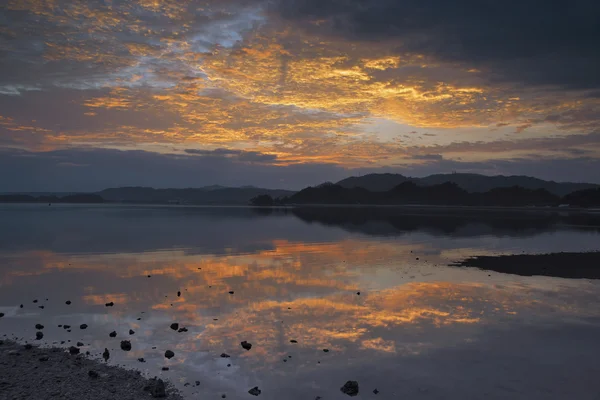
[0,339,182,399]
[451,251,600,279]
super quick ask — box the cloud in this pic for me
[271,0,600,90]
[184,148,278,163]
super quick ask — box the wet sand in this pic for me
[452,251,600,279]
[0,340,182,400]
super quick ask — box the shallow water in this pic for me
[1,204,600,399]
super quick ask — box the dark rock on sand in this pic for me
[138,358,146,363]
[220,353,230,358]
[228,291,234,294]
[20,304,23,308]
[241,341,252,351]
[170,323,179,331]
[38,306,44,309]
[248,386,261,396]
[323,349,329,352]
[80,324,88,330]
[69,346,80,355]
[356,292,360,295]
[35,324,44,330]
[290,340,297,343]
[33,300,38,303]
[129,329,135,335]
[105,302,114,307]
[161,367,169,371]
[177,291,181,297]
[177,327,188,333]
[0,313,4,318]
[165,350,175,359]
[63,325,71,329]
[120,341,132,351]
[65,300,71,305]
[109,331,117,338]
[373,389,379,394]
[77,342,84,347]
[340,381,359,396]
[195,381,200,386]
[35,332,43,340]
[103,348,110,361]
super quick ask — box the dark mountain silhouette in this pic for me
[337,173,597,196]
[283,183,561,207]
[97,186,294,205]
[562,187,600,207]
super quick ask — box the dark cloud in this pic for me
[184,148,278,163]
[271,0,600,89]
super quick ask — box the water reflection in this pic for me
[1,205,600,399]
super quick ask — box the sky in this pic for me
[1,0,600,191]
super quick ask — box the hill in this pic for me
[284,183,560,207]
[97,186,295,205]
[337,173,597,196]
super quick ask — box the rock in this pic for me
[35,332,43,340]
[76,342,84,347]
[165,350,174,359]
[109,331,117,338]
[33,300,38,303]
[373,389,379,394]
[177,327,188,333]
[39,356,49,361]
[120,341,132,351]
[316,397,322,400]
[24,344,33,350]
[67,330,71,332]
[195,381,200,386]
[138,358,146,362]
[0,313,4,318]
[161,367,169,371]
[68,346,80,355]
[323,349,329,352]
[137,318,141,321]
[290,340,298,343]
[147,275,151,278]
[248,386,261,396]
[38,306,44,309]
[63,325,71,329]
[170,323,179,331]
[102,348,110,361]
[105,302,114,307]
[58,325,62,327]
[356,292,360,295]
[241,341,252,351]
[227,364,231,367]
[151,379,167,398]
[65,301,71,305]
[79,324,88,330]
[340,381,359,396]
[220,353,230,358]
[177,291,181,297]
[19,304,23,308]
[35,324,44,330]
[221,395,226,399]
[228,291,234,294]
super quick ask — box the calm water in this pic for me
[1,205,600,399]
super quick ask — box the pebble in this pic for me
[79,324,88,330]
[323,349,329,352]
[102,348,110,361]
[177,327,188,333]
[35,324,44,330]
[161,367,169,371]
[69,346,80,355]
[120,341,131,351]
[220,353,230,358]
[138,358,146,363]
[0,313,4,318]
[290,340,298,343]
[373,389,379,394]
[170,323,179,331]
[63,325,71,329]
[195,381,200,386]
[248,387,261,396]
[164,350,174,359]
[340,381,359,396]
[105,302,114,307]
[35,332,44,340]
[228,291,234,294]
[65,301,71,305]
[129,329,135,335]
[76,342,84,347]
[241,341,252,351]
[109,331,117,338]
[177,291,181,297]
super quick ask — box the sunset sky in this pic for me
[1,0,599,190]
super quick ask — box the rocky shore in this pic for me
[0,340,182,400]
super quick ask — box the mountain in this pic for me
[97,186,295,205]
[284,183,560,207]
[563,188,600,207]
[337,173,598,196]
